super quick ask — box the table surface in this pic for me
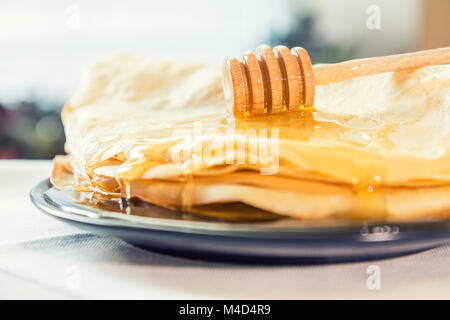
[1,160,450,299]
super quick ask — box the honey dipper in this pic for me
[222,45,450,116]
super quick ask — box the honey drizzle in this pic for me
[82,109,450,220]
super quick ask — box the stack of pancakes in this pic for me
[52,54,450,220]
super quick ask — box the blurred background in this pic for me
[0,0,449,159]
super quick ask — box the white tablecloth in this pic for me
[1,160,450,299]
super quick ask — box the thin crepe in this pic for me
[54,54,450,220]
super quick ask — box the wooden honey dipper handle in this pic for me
[223,46,450,116]
[313,47,450,85]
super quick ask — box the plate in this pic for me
[30,179,450,264]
